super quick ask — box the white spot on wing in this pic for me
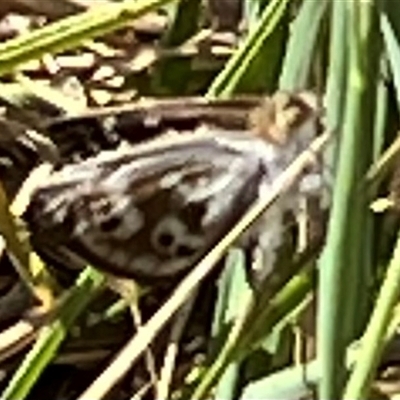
[129,254,159,275]
[151,216,185,255]
[159,170,185,189]
[128,254,194,277]
[109,204,144,239]
[110,248,131,266]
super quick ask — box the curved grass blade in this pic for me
[343,231,400,398]
[1,267,105,400]
[0,0,178,77]
[0,183,47,300]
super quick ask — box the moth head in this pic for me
[249,91,320,146]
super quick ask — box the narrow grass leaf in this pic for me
[1,267,105,400]
[381,11,400,109]
[279,0,328,91]
[151,0,202,94]
[344,231,400,398]
[207,0,290,98]
[212,249,251,400]
[0,0,178,77]
[317,2,380,398]
[190,267,315,400]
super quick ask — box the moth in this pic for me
[24,91,325,282]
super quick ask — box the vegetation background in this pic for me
[0,1,399,399]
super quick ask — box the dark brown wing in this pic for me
[45,97,263,163]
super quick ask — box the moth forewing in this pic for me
[25,91,327,282]
[25,134,267,281]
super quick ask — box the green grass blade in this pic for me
[381,10,400,108]
[317,1,380,398]
[206,0,290,98]
[343,231,400,398]
[151,0,202,94]
[325,1,348,133]
[342,4,400,397]
[1,268,105,400]
[212,249,251,400]
[0,0,178,77]
[0,183,36,294]
[279,0,328,90]
[190,267,315,400]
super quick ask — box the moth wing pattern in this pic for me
[26,133,266,280]
[25,91,326,282]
